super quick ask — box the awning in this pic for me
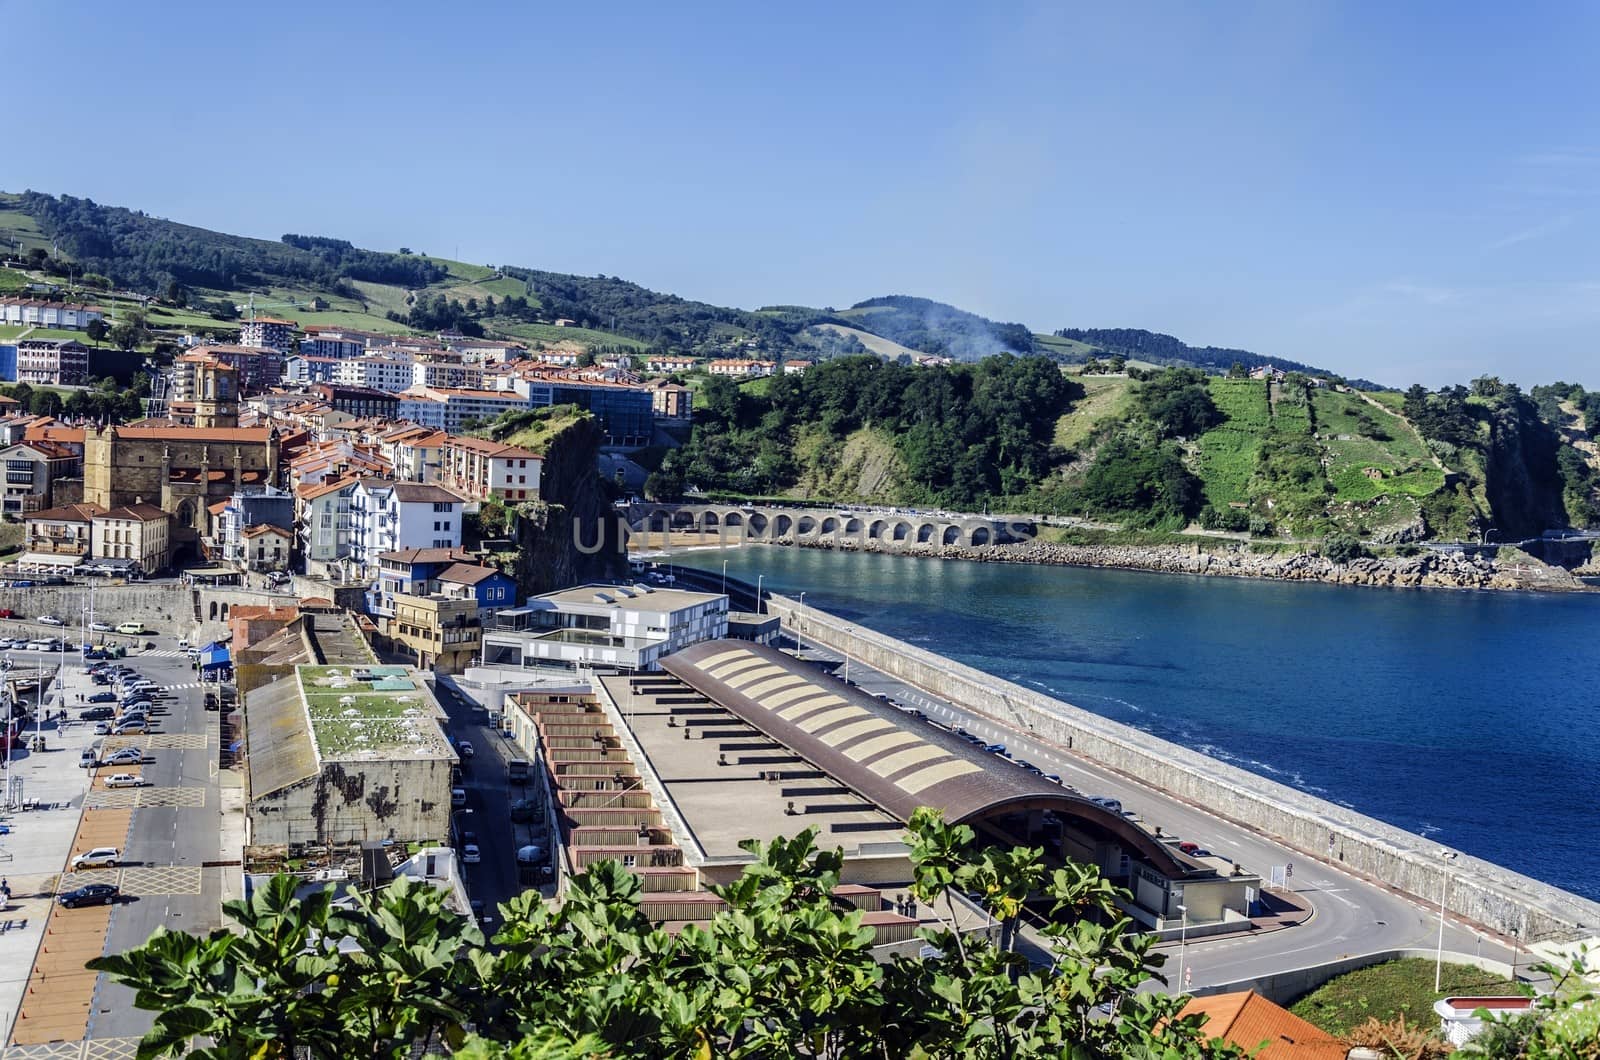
[200,643,231,668]
[15,553,83,568]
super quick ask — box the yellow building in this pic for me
[391,593,481,673]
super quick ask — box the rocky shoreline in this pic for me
[785,538,1590,592]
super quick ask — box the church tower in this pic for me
[193,358,240,429]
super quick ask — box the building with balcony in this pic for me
[16,339,90,386]
[173,345,282,396]
[21,502,104,567]
[0,439,81,514]
[214,485,296,568]
[368,546,476,620]
[438,435,541,503]
[390,593,481,673]
[395,387,528,433]
[334,354,417,393]
[0,300,104,330]
[349,480,462,580]
[90,503,173,574]
[482,583,729,674]
[296,476,356,579]
[240,523,293,572]
[239,316,297,355]
[307,384,400,422]
[284,355,341,385]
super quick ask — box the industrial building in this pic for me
[245,664,458,850]
[505,639,1259,932]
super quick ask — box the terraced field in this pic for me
[1314,389,1443,501]
[1195,379,1270,506]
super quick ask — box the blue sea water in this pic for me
[679,547,1600,902]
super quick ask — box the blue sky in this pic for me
[6,1,1600,386]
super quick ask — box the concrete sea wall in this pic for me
[0,583,298,644]
[764,592,1600,945]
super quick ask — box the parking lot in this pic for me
[0,628,226,1054]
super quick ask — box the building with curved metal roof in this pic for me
[650,640,1270,937]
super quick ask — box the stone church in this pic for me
[82,359,280,559]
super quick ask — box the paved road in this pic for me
[9,643,224,1043]
[798,638,1514,992]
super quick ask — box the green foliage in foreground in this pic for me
[89,810,1243,1060]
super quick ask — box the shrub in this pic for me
[1323,533,1368,564]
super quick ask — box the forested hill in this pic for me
[1055,327,1379,388]
[6,190,1346,379]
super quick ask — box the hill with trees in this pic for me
[1052,327,1381,388]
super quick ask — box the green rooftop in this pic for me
[296,665,456,762]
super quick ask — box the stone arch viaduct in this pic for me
[625,503,1033,552]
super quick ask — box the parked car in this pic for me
[111,719,148,735]
[79,706,116,721]
[58,883,119,908]
[37,615,64,626]
[115,622,145,635]
[87,692,116,704]
[71,847,121,869]
[451,788,467,808]
[0,608,15,619]
[93,721,113,734]
[79,746,99,768]
[458,740,475,759]
[462,844,481,864]
[983,743,1009,757]
[103,773,143,789]
[103,747,144,766]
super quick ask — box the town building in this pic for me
[0,299,104,330]
[396,386,528,433]
[211,484,296,568]
[245,664,457,848]
[782,359,812,375]
[0,438,82,514]
[90,503,173,574]
[533,349,582,367]
[410,358,484,391]
[298,328,367,359]
[377,425,448,483]
[367,546,476,622]
[646,355,698,374]
[434,563,517,610]
[389,593,481,673]
[21,502,104,568]
[238,316,297,355]
[334,354,417,392]
[498,365,656,446]
[438,436,541,503]
[707,359,775,379]
[481,583,729,674]
[240,523,293,572]
[283,355,341,385]
[16,338,89,386]
[173,345,282,396]
[349,479,463,578]
[308,383,400,422]
[296,476,356,579]
[648,379,693,426]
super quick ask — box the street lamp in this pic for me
[1175,902,1189,993]
[1435,850,1458,992]
[721,559,727,597]
[755,574,764,615]
[797,592,806,654]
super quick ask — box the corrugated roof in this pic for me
[1178,992,1346,1060]
[245,675,318,798]
[661,641,1190,877]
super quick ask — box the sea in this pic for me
[676,546,1600,903]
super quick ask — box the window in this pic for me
[518,476,525,484]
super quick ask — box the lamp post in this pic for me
[1509,927,1520,983]
[721,560,727,597]
[1435,850,1458,993]
[755,575,764,615]
[1176,902,1189,993]
[797,592,806,654]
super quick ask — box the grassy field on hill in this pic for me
[1052,375,1135,450]
[1195,379,1270,506]
[1289,958,1518,1036]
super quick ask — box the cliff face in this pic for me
[1483,398,1567,540]
[509,417,628,596]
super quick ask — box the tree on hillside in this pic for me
[1134,368,1223,439]
[88,811,1243,1060]
[108,309,151,351]
[86,318,108,345]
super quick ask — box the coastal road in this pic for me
[797,638,1515,992]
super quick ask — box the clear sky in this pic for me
[6,1,1600,387]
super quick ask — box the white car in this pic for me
[90,621,113,632]
[71,846,121,869]
[103,774,143,789]
[37,615,64,626]
[176,638,191,649]
[462,844,481,864]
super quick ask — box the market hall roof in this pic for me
[660,641,1190,878]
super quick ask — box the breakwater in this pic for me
[740,584,1600,943]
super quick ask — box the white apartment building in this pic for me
[349,479,463,578]
[0,300,104,329]
[297,477,356,578]
[239,317,296,354]
[481,583,729,674]
[395,387,528,433]
[334,354,417,392]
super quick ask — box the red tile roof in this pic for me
[27,502,106,523]
[1177,992,1345,1060]
[435,563,504,586]
[241,523,292,538]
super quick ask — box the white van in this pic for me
[115,622,145,635]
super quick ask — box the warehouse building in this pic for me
[245,664,457,850]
